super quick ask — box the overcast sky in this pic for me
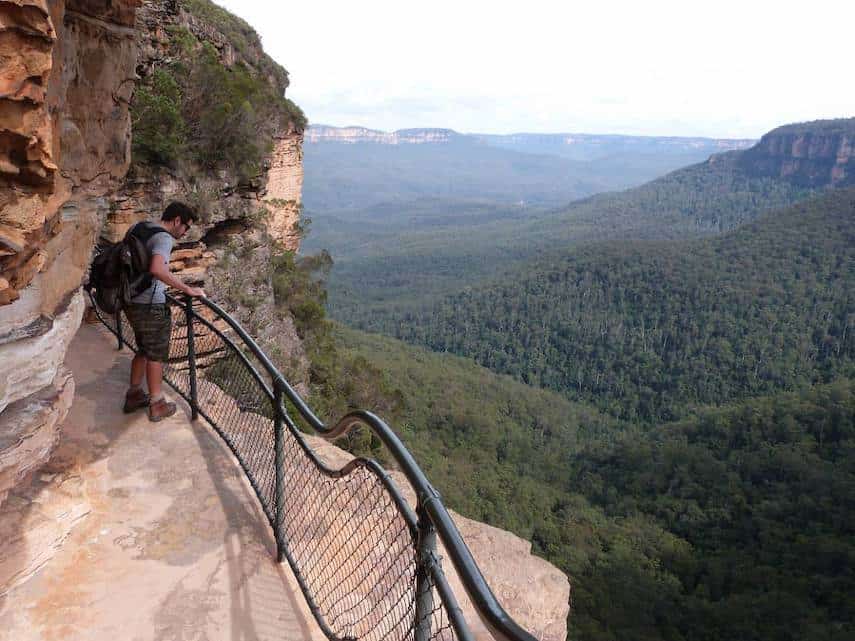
[215,0,853,139]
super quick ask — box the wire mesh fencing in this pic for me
[90,293,472,641]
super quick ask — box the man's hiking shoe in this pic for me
[148,398,177,422]
[123,388,150,414]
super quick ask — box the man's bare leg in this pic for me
[146,359,176,421]
[130,353,147,388]
[124,354,150,413]
[145,359,163,400]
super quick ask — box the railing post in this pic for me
[415,502,436,641]
[115,310,123,350]
[185,295,199,421]
[273,381,286,563]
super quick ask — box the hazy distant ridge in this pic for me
[306,124,755,159]
[306,125,465,145]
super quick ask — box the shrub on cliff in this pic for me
[281,97,308,131]
[271,248,332,339]
[131,22,305,180]
[131,69,186,166]
[179,43,273,180]
[183,0,262,71]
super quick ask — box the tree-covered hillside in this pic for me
[350,188,855,422]
[339,328,855,641]
[307,122,855,641]
[310,146,815,325]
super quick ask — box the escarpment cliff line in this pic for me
[739,118,855,187]
[0,0,140,508]
[1,0,308,512]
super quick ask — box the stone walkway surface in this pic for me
[0,324,323,641]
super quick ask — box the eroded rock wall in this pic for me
[0,0,139,508]
[105,0,304,264]
[103,0,308,389]
[740,119,855,187]
[265,132,304,252]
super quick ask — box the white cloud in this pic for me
[214,0,854,137]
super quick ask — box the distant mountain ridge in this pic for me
[307,119,855,190]
[306,125,465,145]
[474,131,755,161]
[303,125,763,214]
[306,124,755,159]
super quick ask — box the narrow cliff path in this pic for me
[0,323,323,641]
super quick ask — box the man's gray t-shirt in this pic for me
[129,225,174,304]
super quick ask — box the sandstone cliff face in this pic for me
[739,118,855,188]
[105,0,308,391]
[0,0,139,508]
[264,132,303,252]
[105,0,304,254]
[1,0,308,509]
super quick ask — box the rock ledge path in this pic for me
[0,324,321,641]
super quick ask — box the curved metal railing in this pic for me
[90,291,537,641]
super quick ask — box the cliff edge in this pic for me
[738,118,855,187]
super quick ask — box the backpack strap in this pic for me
[127,221,168,244]
[124,221,169,305]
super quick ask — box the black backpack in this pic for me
[88,222,166,313]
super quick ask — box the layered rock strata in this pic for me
[0,0,140,510]
[264,132,304,251]
[739,118,855,187]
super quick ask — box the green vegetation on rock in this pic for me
[183,0,282,80]
[131,69,185,165]
[130,11,305,180]
[270,248,401,458]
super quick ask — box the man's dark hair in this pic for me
[161,201,198,225]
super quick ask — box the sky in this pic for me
[215,0,854,139]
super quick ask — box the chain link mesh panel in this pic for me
[91,295,464,641]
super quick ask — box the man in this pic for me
[123,202,205,421]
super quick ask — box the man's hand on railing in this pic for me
[185,286,206,298]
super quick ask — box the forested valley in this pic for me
[354,188,855,422]
[308,149,814,322]
[300,120,855,641]
[338,327,854,641]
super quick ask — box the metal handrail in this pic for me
[93,291,538,641]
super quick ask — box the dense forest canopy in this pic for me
[339,328,855,641]
[349,188,855,422]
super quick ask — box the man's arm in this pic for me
[149,254,205,297]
